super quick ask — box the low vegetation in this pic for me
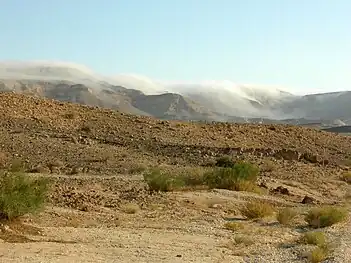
[308,246,330,263]
[276,207,298,225]
[299,230,333,262]
[143,158,262,193]
[0,171,49,220]
[143,169,184,192]
[301,231,326,246]
[203,161,260,192]
[305,206,348,228]
[240,200,275,219]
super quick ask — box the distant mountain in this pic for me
[322,125,351,134]
[0,61,350,125]
[0,79,217,120]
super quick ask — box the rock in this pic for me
[301,152,318,163]
[211,204,222,209]
[259,182,268,189]
[301,195,315,204]
[29,165,51,174]
[273,186,290,195]
[274,149,300,161]
[70,166,83,175]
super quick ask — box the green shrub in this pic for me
[143,169,184,192]
[301,231,326,246]
[240,201,275,219]
[277,207,298,225]
[176,167,207,187]
[305,206,348,228]
[0,172,49,220]
[203,162,259,191]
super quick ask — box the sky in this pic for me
[0,0,350,94]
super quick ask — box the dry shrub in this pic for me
[276,207,298,225]
[308,246,329,263]
[301,231,326,246]
[305,206,348,228]
[240,201,275,219]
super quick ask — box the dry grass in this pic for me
[301,231,326,246]
[276,207,298,225]
[240,201,275,219]
[305,206,348,228]
[308,246,329,263]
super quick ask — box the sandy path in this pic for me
[326,211,351,263]
[0,227,242,263]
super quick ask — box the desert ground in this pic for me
[0,93,350,263]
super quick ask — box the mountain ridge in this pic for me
[0,61,350,125]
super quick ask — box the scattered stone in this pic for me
[272,186,290,195]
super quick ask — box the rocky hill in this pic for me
[1,92,350,173]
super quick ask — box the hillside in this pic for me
[0,92,351,263]
[1,92,351,170]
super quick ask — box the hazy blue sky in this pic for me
[0,0,350,94]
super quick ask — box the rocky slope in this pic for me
[0,92,351,173]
